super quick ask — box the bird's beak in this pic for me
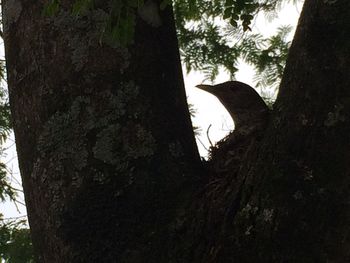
[195,84,214,94]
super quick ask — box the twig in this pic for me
[206,124,213,147]
[196,137,209,152]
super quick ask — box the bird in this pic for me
[196,81,269,133]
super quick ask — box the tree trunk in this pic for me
[253,1,350,260]
[235,1,350,261]
[3,0,200,262]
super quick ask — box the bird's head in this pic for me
[196,81,264,108]
[195,81,269,129]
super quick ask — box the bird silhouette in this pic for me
[196,81,269,132]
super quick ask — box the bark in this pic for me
[236,1,350,261]
[3,0,200,262]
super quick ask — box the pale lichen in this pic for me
[245,225,253,235]
[262,208,274,223]
[93,124,121,165]
[35,80,155,214]
[324,104,346,127]
[124,124,156,159]
[37,110,89,171]
[91,169,110,184]
[93,123,156,164]
[91,81,155,165]
[241,203,259,219]
[293,190,303,200]
[299,114,309,126]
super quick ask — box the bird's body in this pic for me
[196,81,269,132]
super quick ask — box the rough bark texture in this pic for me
[238,1,350,261]
[3,0,201,262]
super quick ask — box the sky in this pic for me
[185,1,302,156]
[0,1,303,221]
